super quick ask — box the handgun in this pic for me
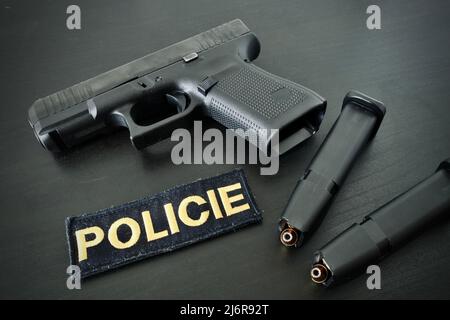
[28,19,326,154]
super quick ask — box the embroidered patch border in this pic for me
[65,169,262,278]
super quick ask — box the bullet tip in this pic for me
[280,227,299,247]
[311,263,329,284]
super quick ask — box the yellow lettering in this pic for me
[75,226,104,262]
[206,189,224,219]
[163,203,180,234]
[108,217,141,249]
[141,210,169,241]
[218,183,250,216]
[178,195,210,226]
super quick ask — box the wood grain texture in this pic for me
[0,0,449,299]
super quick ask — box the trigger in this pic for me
[166,92,188,113]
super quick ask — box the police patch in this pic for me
[65,169,262,278]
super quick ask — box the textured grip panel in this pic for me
[209,97,262,132]
[205,62,326,154]
[215,64,306,119]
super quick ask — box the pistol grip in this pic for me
[203,62,326,154]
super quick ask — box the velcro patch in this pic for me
[66,169,262,278]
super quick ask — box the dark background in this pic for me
[1,0,449,299]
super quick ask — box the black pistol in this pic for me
[28,19,326,154]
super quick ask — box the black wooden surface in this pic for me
[1,0,449,299]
